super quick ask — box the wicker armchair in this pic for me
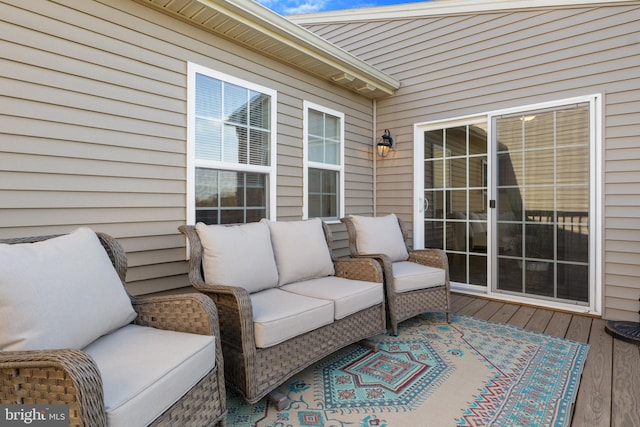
[179,220,386,406]
[0,231,226,427]
[341,214,451,335]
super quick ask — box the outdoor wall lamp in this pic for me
[377,129,393,157]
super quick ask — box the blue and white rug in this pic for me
[227,313,589,427]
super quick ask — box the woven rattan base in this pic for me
[224,303,386,404]
[151,367,226,427]
[390,285,450,334]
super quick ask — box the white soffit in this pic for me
[136,0,400,98]
[288,0,639,23]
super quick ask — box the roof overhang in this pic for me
[136,0,400,99]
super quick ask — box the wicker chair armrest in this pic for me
[0,348,106,427]
[194,284,258,355]
[352,253,393,275]
[408,248,448,269]
[333,256,384,283]
[131,293,220,336]
[192,284,254,324]
[408,248,450,283]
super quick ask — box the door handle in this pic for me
[419,198,428,213]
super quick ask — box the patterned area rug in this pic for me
[227,313,589,427]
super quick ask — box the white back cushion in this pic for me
[196,221,278,293]
[263,218,335,286]
[349,214,409,262]
[0,228,137,351]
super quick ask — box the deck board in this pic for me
[472,300,504,320]
[524,308,554,333]
[543,311,572,338]
[572,318,612,427]
[611,339,640,427]
[449,293,639,426]
[566,315,593,344]
[455,296,488,316]
[507,305,537,328]
[488,302,519,323]
[450,294,476,312]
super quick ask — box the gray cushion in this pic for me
[263,218,335,286]
[250,288,334,348]
[348,214,409,262]
[0,228,137,351]
[83,324,215,427]
[196,221,279,293]
[281,276,383,320]
[392,261,446,293]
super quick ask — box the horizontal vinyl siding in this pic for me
[1,0,374,294]
[301,2,640,320]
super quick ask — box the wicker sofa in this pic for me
[179,218,386,406]
[0,229,226,427]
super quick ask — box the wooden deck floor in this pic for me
[450,293,640,427]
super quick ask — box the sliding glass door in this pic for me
[414,96,599,311]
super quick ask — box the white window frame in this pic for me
[186,62,277,224]
[303,101,345,222]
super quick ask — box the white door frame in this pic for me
[413,95,603,316]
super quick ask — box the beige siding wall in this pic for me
[301,2,640,321]
[0,0,374,294]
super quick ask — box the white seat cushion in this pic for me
[281,277,383,320]
[196,221,279,293]
[83,324,215,427]
[250,288,334,348]
[0,228,137,351]
[348,214,409,262]
[392,261,446,293]
[263,218,335,286]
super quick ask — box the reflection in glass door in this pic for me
[494,104,590,304]
[423,124,489,287]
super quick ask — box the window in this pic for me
[187,63,276,224]
[303,101,344,220]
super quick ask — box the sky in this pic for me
[255,0,428,15]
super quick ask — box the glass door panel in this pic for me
[423,124,488,287]
[494,104,590,303]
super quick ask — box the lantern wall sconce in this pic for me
[377,129,394,158]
